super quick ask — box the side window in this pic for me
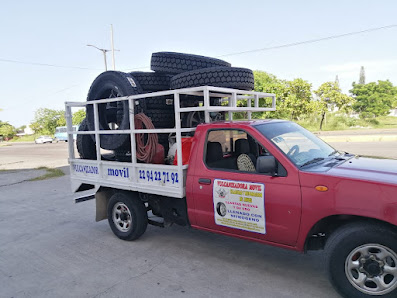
[205,129,273,173]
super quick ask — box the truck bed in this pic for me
[66,86,275,198]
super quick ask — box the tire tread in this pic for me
[151,52,231,74]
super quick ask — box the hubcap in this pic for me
[345,244,397,295]
[112,202,132,232]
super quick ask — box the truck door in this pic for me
[190,128,301,246]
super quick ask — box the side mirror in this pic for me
[256,156,277,176]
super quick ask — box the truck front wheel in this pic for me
[325,223,397,297]
[107,192,148,241]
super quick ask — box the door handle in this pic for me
[198,178,211,185]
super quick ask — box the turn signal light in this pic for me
[315,185,328,192]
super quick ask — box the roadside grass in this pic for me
[29,167,65,181]
[232,112,397,132]
[375,116,397,128]
[297,114,397,132]
[9,135,37,142]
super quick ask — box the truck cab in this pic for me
[186,120,301,247]
[186,119,397,253]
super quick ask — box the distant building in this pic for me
[389,109,397,117]
[16,126,34,136]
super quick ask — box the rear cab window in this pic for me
[204,129,286,176]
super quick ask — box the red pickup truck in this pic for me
[68,87,397,298]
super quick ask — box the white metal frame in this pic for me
[65,86,276,199]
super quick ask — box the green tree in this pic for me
[280,78,314,120]
[72,109,86,125]
[315,82,354,130]
[254,71,286,95]
[249,71,287,119]
[30,108,65,135]
[253,71,314,120]
[0,121,16,140]
[351,80,397,118]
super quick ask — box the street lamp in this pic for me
[87,44,110,71]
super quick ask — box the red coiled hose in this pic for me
[135,113,158,163]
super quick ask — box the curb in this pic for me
[319,135,397,143]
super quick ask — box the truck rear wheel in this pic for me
[107,192,148,241]
[325,223,397,297]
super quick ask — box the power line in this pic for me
[1,24,396,70]
[0,58,100,70]
[217,24,397,57]
[121,24,397,69]
[52,85,79,94]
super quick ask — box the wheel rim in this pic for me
[112,202,132,232]
[186,111,224,128]
[187,111,204,127]
[345,243,397,295]
[104,88,122,130]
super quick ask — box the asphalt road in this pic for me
[0,140,396,298]
[329,141,397,159]
[0,174,338,298]
[0,142,69,170]
[0,140,396,171]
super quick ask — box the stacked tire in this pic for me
[77,52,255,161]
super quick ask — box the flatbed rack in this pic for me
[65,86,276,198]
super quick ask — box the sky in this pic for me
[1,0,397,127]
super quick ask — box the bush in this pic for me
[359,112,376,120]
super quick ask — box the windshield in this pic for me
[255,121,336,167]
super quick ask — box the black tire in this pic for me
[145,109,175,128]
[86,71,142,150]
[142,95,175,110]
[170,66,255,91]
[129,71,171,92]
[216,202,227,217]
[129,72,173,109]
[157,133,170,155]
[114,149,131,162]
[77,118,97,160]
[325,222,397,298]
[151,52,231,74]
[178,95,222,110]
[181,111,225,129]
[107,192,148,241]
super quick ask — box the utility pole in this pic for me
[87,25,119,71]
[111,24,116,70]
[87,44,110,71]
